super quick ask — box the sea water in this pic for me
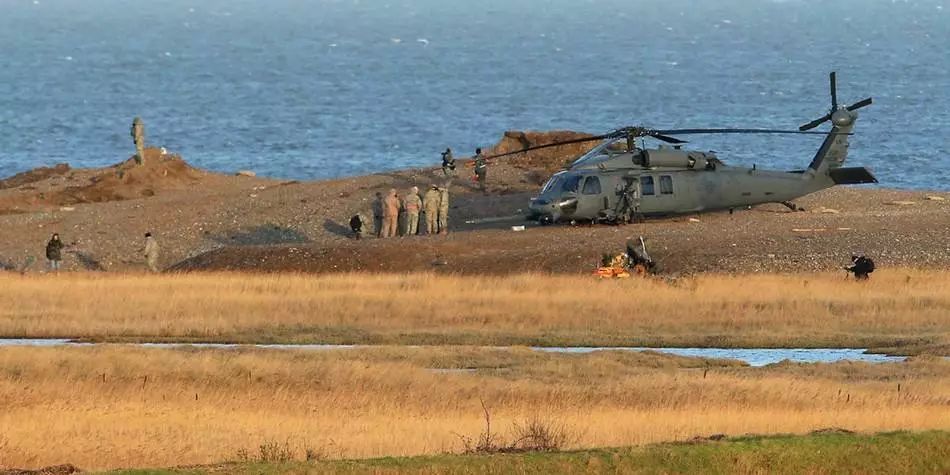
[1,0,948,190]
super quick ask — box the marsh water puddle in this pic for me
[0,338,908,367]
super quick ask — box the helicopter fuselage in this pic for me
[528,157,831,222]
[527,121,871,223]
[506,72,876,224]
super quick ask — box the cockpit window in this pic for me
[541,173,565,194]
[562,175,582,193]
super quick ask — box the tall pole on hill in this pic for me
[131,117,146,165]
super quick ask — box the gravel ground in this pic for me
[1,135,948,275]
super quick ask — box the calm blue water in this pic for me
[0,339,910,366]
[1,0,948,189]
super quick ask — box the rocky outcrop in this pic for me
[485,130,595,172]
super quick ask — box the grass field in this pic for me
[1,270,949,352]
[110,431,950,475]
[1,345,948,470]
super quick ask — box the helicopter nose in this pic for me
[529,198,558,219]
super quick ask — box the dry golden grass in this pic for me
[1,345,949,470]
[1,270,949,350]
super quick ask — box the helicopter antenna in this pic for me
[799,72,873,131]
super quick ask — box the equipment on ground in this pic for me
[594,236,655,278]
[483,72,876,224]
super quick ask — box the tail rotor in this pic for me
[799,72,872,131]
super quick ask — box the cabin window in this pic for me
[562,175,581,193]
[659,175,673,195]
[581,176,602,195]
[640,176,655,196]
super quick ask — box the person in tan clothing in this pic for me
[382,189,400,238]
[402,186,422,236]
[423,185,441,235]
[142,232,160,272]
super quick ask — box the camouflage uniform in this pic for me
[402,186,422,236]
[437,186,450,234]
[372,193,384,237]
[143,234,160,272]
[473,150,487,191]
[382,189,400,238]
[423,186,441,235]
[131,117,145,165]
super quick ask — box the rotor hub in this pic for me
[831,109,856,127]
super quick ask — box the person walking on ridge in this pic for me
[45,233,64,271]
[142,232,160,272]
[473,147,487,192]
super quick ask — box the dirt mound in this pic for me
[486,130,596,172]
[0,163,70,190]
[61,149,204,203]
[0,148,206,212]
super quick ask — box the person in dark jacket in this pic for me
[845,253,875,280]
[349,213,366,240]
[441,148,456,177]
[45,233,64,271]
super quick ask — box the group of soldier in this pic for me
[352,184,449,239]
[348,147,490,239]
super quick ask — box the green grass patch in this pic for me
[108,430,950,475]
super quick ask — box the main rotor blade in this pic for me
[830,72,838,111]
[648,132,688,144]
[655,128,832,135]
[799,114,831,131]
[847,97,873,111]
[483,133,610,160]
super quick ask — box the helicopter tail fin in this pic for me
[807,126,852,176]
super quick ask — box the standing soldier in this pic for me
[441,148,456,177]
[615,179,642,224]
[131,117,146,165]
[372,192,384,238]
[403,186,422,236]
[143,232,160,272]
[423,184,441,235]
[45,233,64,271]
[382,189,400,238]
[438,185,450,234]
[473,147,487,192]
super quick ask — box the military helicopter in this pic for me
[484,72,876,224]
